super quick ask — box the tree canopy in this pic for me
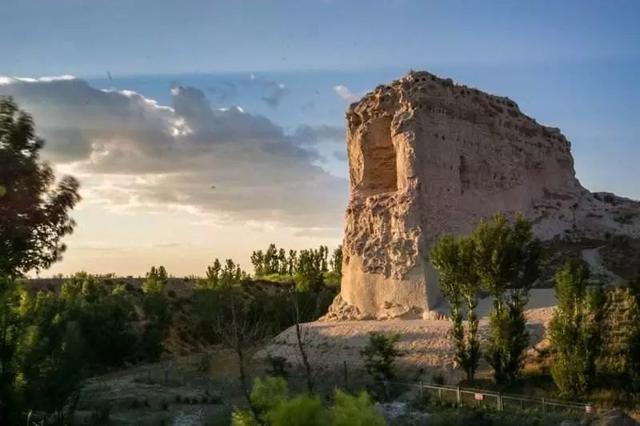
[0,97,80,278]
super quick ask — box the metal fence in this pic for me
[380,380,596,418]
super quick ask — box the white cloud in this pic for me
[333,84,360,103]
[0,77,348,228]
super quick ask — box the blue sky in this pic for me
[1,0,638,276]
[3,0,639,75]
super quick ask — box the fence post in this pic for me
[542,397,546,415]
[419,381,424,401]
[497,393,503,411]
[438,388,442,403]
[456,386,461,406]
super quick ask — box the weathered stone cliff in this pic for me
[328,71,640,320]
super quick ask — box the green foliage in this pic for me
[330,389,385,426]
[142,265,168,294]
[265,394,327,426]
[231,409,258,426]
[361,332,401,383]
[239,379,384,426]
[431,235,481,381]
[0,277,24,424]
[250,376,289,418]
[431,214,540,384]
[0,272,175,422]
[0,97,81,278]
[330,245,343,277]
[251,244,341,291]
[626,276,640,390]
[485,295,529,385]
[192,278,336,345]
[472,214,541,385]
[198,258,248,289]
[549,260,604,396]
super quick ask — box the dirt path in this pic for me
[582,246,622,283]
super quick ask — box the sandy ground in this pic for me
[259,289,557,383]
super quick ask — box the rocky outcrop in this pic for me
[334,71,640,320]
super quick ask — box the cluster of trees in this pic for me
[431,214,540,384]
[191,257,337,405]
[232,376,384,426]
[549,263,640,397]
[432,213,640,400]
[0,272,172,424]
[1,97,82,424]
[250,244,342,290]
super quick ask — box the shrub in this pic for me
[330,390,385,426]
[250,376,289,418]
[361,332,401,383]
[265,394,326,426]
[231,409,258,426]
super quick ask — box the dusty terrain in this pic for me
[261,289,557,384]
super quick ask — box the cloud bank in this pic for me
[0,76,348,228]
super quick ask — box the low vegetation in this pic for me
[231,376,385,426]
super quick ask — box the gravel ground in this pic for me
[259,290,557,383]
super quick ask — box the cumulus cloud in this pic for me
[0,76,347,228]
[333,84,360,103]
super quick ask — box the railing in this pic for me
[378,380,596,417]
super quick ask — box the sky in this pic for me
[1,0,639,277]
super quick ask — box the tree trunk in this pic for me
[293,292,314,393]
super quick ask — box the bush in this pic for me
[251,376,289,418]
[330,390,385,426]
[231,409,258,426]
[361,332,401,383]
[265,394,326,426]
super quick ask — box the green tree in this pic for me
[295,249,324,291]
[431,235,481,381]
[361,332,401,384]
[142,266,168,294]
[330,245,343,276]
[14,290,87,424]
[549,260,604,396]
[287,250,297,276]
[265,244,279,275]
[203,258,222,287]
[473,214,540,385]
[0,98,80,424]
[0,97,81,278]
[250,250,265,277]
